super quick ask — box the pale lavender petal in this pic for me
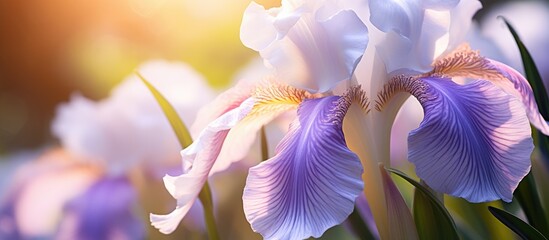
[241,1,368,93]
[369,0,422,39]
[58,176,144,240]
[429,46,549,136]
[150,98,255,234]
[212,83,309,175]
[0,199,21,239]
[422,0,459,10]
[489,60,549,136]
[408,77,533,202]
[243,96,363,240]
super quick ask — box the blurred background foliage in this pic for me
[0,0,515,154]
[0,0,280,153]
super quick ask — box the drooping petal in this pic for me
[212,82,310,174]
[429,44,549,135]
[241,1,369,93]
[243,94,364,239]
[402,76,533,202]
[150,98,255,234]
[57,176,144,240]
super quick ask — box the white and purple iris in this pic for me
[152,0,548,239]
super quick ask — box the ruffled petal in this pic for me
[52,60,215,174]
[430,44,549,135]
[241,1,368,93]
[212,83,310,174]
[243,95,364,239]
[57,176,144,240]
[150,98,255,234]
[406,77,533,202]
[371,0,480,73]
[369,0,422,39]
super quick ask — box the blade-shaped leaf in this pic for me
[503,18,549,236]
[346,207,377,240]
[502,18,549,117]
[387,168,459,240]
[136,72,193,148]
[260,126,269,161]
[489,206,548,240]
[137,72,219,239]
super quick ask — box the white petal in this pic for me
[150,98,255,234]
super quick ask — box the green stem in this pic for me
[198,182,219,240]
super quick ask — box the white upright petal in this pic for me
[241,1,368,93]
[52,60,215,175]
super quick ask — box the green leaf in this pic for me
[502,18,549,117]
[136,72,219,240]
[489,207,548,240]
[387,168,459,240]
[136,72,193,149]
[503,18,549,236]
[260,126,269,161]
[346,207,377,240]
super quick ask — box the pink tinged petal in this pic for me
[379,164,418,240]
[489,60,549,135]
[58,176,144,240]
[212,83,310,175]
[406,77,533,202]
[190,79,255,138]
[150,98,255,234]
[243,95,364,240]
[430,45,549,136]
[241,1,369,93]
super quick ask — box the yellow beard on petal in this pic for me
[427,43,507,81]
[243,81,312,123]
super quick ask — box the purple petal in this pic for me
[408,77,533,202]
[0,199,21,239]
[489,60,549,136]
[59,176,144,240]
[243,96,364,240]
[429,45,549,136]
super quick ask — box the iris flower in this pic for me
[0,61,214,239]
[152,0,549,239]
